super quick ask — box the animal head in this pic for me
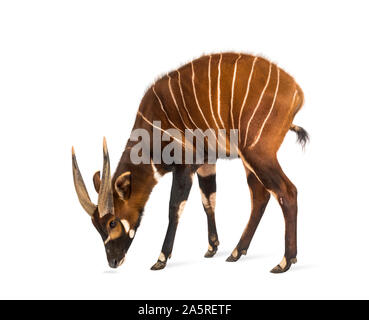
[72,138,137,268]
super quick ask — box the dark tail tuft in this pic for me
[290,124,309,149]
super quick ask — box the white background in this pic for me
[1,0,368,299]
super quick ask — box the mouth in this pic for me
[109,257,125,269]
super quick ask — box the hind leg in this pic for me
[244,150,298,273]
[197,164,219,258]
[226,168,270,262]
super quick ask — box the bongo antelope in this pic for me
[72,53,308,273]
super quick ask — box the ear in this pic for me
[114,172,132,200]
[93,171,101,193]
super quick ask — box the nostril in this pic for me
[109,259,118,268]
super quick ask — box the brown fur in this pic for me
[73,52,307,272]
[114,52,304,225]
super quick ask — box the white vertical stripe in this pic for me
[230,54,242,129]
[243,61,272,148]
[152,86,184,134]
[238,57,258,142]
[177,69,199,129]
[217,53,225,129]
[137,111,184,147]
[191,61,213,131]
[250,67,280,148]
[208,55,220,131]
[291,89,298,108]
[167,73,189,130]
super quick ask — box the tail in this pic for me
[289,84,309,149]
[289,124,309,149]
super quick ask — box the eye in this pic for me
[109,220,117,229]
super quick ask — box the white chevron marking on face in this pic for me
[104,235,111,245]
[129,229,135,239]
[121,219,130,234]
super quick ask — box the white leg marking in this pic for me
[121,219,130,234]
[243,62,272,148]
[159,252,166,262]
[197,164,216,177]
[200,190,216,212]
[232,248,238,258]
[238,57,258,141]
[177,200,187,218]
[217,53,225,129]
[208,55,221,131]
[230,54,242,129]
[168,73,189,130]
[250,67,280,148]
[151,159,163,182]
[279,256,287,269]
[209,192,216,211]
[152,86,184,134]
[200,189,208,206]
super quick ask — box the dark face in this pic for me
[72,138,142,269]
[92,213,134,268]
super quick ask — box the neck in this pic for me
[112,143,164,225]
[112,91,167,224]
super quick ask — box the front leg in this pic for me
[197,164,219,258]
[151,166,194,270]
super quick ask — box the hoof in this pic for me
[226,255,239,262]
[226,248,246,262]
[204,245,218,258]
[150,261,167,271]
[204,249,217,258]
[270,257,297,274]
[270,264,290,274]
